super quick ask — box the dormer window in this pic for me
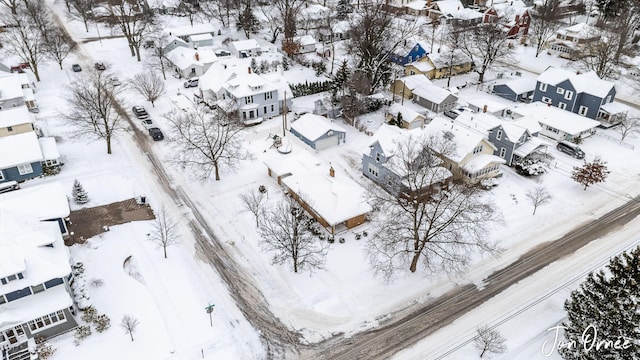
[1,272,24,285]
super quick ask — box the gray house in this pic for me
[412,83,458,113]
[289,114,346,150]
[492,78,536,102]
[532,67,616,120]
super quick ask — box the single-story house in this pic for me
[189,33,214,48]
[289,114,347,150]
[294,35,317,54]
[165,47,217,79]
[0,131,43,183]
[492,77,536,102]
[229,39,262,58]
[167,23,216,43]
[412,83,458,113]
[514,102,600,141]
[598,102,633,126]
[465,94,514,118]
[0,181,70,234]
[386,102,426,129]
[391,74,431,100]
[163,35,189,54]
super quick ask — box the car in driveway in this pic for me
[148,127,164,141]
[444,109,462,119]
[183,78,199,88]
[556,141,585,159]
[141,118,155,129]
[72,64,82,72]
[0,181,20,194]
[132,106,148,118]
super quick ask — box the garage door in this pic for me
[314,136,338,150]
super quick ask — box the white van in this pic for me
[0,181,20,194]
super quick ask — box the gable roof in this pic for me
[166,47,217,70]
[290,114,346,142]
[425,117,496,162]
[412,83,457,104]
[515,102,601,134]
[0,73,26,101]
[388,103,425,122]
[536,67,615,98]
[0,131,43,169]
[399,74,432,90]
[230,39,261,51]
[0,106,34,128]
[0,182,70,220]
[494,77,536,95]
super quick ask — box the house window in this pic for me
[606,95,612,103]
[367,164,379,177]
[7,274,17,281]
[500,147,506,158]
[541,96,552,104]
[472,145,483,154]
[0,170,4,181]
[27,311,66,333]
[271,105,274,112]
[0,295,5,305]
[375,152,382,162]
[559,102,567,110]
[265,92,272,100]
[17,163,33,175]
[578,105,588,116]
[496,130,503,140]
[245,96,253,104]
[564,91,573,100]
[43,159,59,167]
[539,83,547,92]
[31,284,45,294]
[249,110,255,118]
[7,126,13,132]
[409,70,415,75]
[556,87,564,94]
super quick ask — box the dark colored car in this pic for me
[72,64,82,72]
[132,106,149,119]
[148,127,164,141]
[556,141,585,159]
[94,62,106,70]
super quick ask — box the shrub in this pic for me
[94,314,111,333]
[339,238,345,243]
[81,306,97,323]
[73,325,92,344]
[35,337,56,359]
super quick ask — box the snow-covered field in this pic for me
[5,1,640,359]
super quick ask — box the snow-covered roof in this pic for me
[557,23,598,39]
[0,106,34,127]
[412,83,456,104]
[399,74,431,90]
[230,39,261,52]
[0,73,25,101]
[295,35,317,46]
[263,149,322,178]
[434,0,466,14]
[600,101,632,115]
[0,131,43,169]
[0,280,73,329]
[199,62,235,93]
[406,0,428,10]
[224,71,275,98]
[455,111,502,132]
[516,102,601,135]
[167,23,216,38]
[514,136,550,157]
[465,92,512,113]
[494,77,536,95]
[407,61,435,72]
[537,67,615,98]
[0,182,70,220]
[189,33,213,42]
[462,153,506,172]
[513,116,542,134]
[290,114,346,142]
[491,0,528,16]
[427,49,472,68]
[300,3,330,19]
[366,124,421,157]
[282,170,372,227]
[388,103,425,122]
[38,137,60,160]
[425,117,496,162]
[165,47,217,70]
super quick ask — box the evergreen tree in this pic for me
[236,2,260,39]
[72,179,89,205]
[561,246,640,360]
[395,112,404,128]
[336,0,352,20]
[331,59,350,99]
[282,56,290,71]
[250,58,259,74]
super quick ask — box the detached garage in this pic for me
[289,114,347,150]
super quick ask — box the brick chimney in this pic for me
[483,104,488,113]
[195,52,199,61]
[248,67,251,74]
[329,166,335,177]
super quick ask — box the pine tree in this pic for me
[250,58,259,74]
[72,179,90,205]
[336,0,352,20]
[236,2,260,39]
[561,246,640,360]
[331,59,350,99]
[571,158,610,191]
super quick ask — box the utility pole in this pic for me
[205,304,215,327]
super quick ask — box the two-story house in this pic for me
[404,49,473,80]
[532,67,616,120]
[389,39,430,65]
[549,23,600,60]
[482,0,531,38]
[0,187,76,360]
[429,0,484,28]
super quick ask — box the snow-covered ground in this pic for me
[6,2,640,359]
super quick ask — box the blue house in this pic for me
[0,131,43,184]
[389,40,430,65]
[532,67,616,120]
[492,78,536,103]
[289,113,347,150]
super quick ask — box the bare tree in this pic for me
[525,182,552,215]
[67,0,95,33]
[258,196,327,273]
[529,0,562,57]
[273,0,305,41]
[0,10,47,81]
[236,0,261,39]
[199,0,236,27]
[474,325,507,358]
[131,71,165,107]
[63,69,126,154]
[459,20,514,83]
[172,0,201,26]
[23,0,55,43]
[571,158,610,191]
[120,315,139,341]
[148,206,180,259]
[239,188,266,227]
[617,114,640,141]
[579,32,630,79]
[44,28,75,70]
[104,0,153,61]
[165,104,250,181]
[144,29,172,80]
[366,133,502,277]
[346,8,421,94]
[0,0,20,14]
[259,4,282,44]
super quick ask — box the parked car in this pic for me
[109,77,121,86]
[556,141,585,159]
[94,62,106,70]
[444,109,462,119]
[141,118,155,129]
[72,64,82,72]
[0,181,20,194]
[10,63,30,73]
[183,78,199,88]
[132,106,148,118]
[148,127,164,141]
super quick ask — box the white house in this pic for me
[514,102,601,141]
[165,47,217,79]
[229,39,262,58]
[294,35,317,54]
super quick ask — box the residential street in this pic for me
[43,2,640,359]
